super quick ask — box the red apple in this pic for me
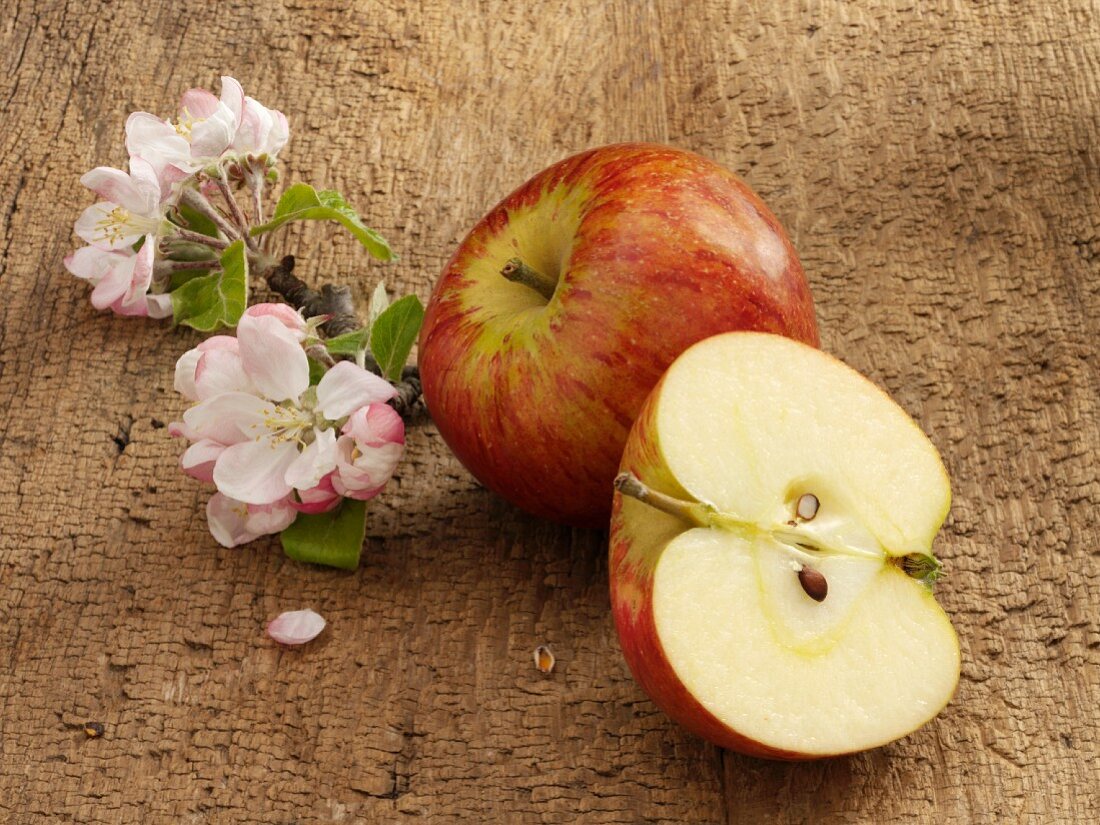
[418,143,818,527]
[611,333,959,758]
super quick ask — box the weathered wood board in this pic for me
[1,1,1097,822]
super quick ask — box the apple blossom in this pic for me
[74,158,169,250]
[177,76,245,162]
[68,74,418,568]
[332,403,405,500]
[233,95,290,161]
[171,304,403,545]
[64,243,171,318]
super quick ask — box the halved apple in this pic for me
[610,332,960,759]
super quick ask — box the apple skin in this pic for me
[419,143,819,527]
[609,374,803,759]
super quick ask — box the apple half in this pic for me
[610,332,960,759]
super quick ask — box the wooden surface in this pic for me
[1,1,1098,822]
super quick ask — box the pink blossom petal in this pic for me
[237,314,310,402]
[213,438,299,505]
[342,403,405,446]
[331,435,403,498]
[292,473,341,514]
[88,253,137,310]
[168,420,198,440]
[284,427,338,490]
[114,239,156,314]
[183,391,270,445]
[266,609,326,646]
[194,347,253,399]
[315,362,397,420]
[179,88,220,120]
[242,303,306,338]
[181,439,225,482]
[206,492,260,548]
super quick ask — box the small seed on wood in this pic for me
[796,493,820,521]
[798,566,828,602]
[83,721,105,738]
[533,645,555,674]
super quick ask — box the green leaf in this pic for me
[280,499,367,570]
[367,281,390,327]
[250,183,395,261]
[324,327,371,357]
[369,294,424,381]
[307,356,327,386]
[168,268,212,291]
[173,201,221,238]
[170,240,248,332]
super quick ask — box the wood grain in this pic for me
[1,0,1097,822]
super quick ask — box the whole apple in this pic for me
[419,143,818,527]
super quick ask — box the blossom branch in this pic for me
[179,188,239,241]
[174,227,229,249]
[214,176,259,252]
[263,255,423,417]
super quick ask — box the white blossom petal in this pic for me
[183,391,271,445]
[74,202,143,249]
[189,104,237,158]
[284,427,338,491]
[125,111,195,177]
[316,362,397,420]
[194,347,253,400]
[219,76,246,124]
[146,292,173,319]
[266,609,326,645]
[181,439,225,482]
[244,499,297,535]
[206,492,260,548]
[237,314,310,402]
[213,438,299,505]
[80,167,146,212]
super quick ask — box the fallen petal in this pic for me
[267,609,326,645]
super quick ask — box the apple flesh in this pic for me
[419,143,818,527]
[611,332,960,758]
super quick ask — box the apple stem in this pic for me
[501,257,557,301]
[614,473,717,528]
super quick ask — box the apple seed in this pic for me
[796,493,819,521]
[534,644,556,674]
[797,566,828,602]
